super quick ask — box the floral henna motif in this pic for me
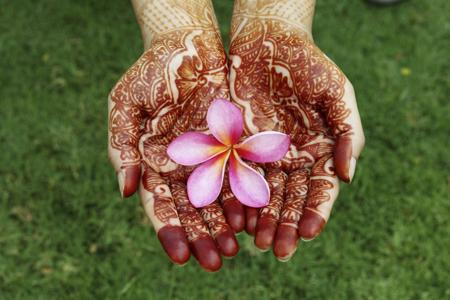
[230,18,350,139]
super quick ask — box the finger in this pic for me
[108,70,145,197]
[243,162,264,235]
[220,174,245,233]
[171,181,222,272]
[254,168,287,250]
[324,78,365,183]
[200,202,239,257]
[298,154,339,240]
[245,207,259,235]
[273,169,309,261]
[139,166,190,265]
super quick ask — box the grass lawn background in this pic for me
[1,0,449,299]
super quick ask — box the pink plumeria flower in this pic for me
[167,99,290,208]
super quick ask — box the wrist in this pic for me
[131,0,218,50]
[233,0,315,35]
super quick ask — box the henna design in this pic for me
[279,169,309,227]
[142,165,179,224]
[306,154,335,209]
[110,0,228,173]
[229,1,349,218]
[109,1,236,268]
[259,169,287,222]
[220,174,236,205]
[230,18,349,139]
[171,182,210,242]
[232,0,316,34]
[199,202,228,238]
[136,0,219,43]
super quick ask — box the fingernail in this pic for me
[157,226,191,265]
[215,229,239,257]
[245,208,259,236]
[223,199,245,233]
[298,209,326,240]
[273,224,299,260]
[118,165,141,198]
[190,236,222,272]
[117,170,125,198]
[254,218,277,250]
[349,157,357,183]
[334,136,352,182]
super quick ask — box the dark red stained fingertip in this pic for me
[190,236,222,272]
[254,217,277,250]
[222,199,245,233]
[215,228,239,257]
[273,224,299,261]
[121,165,141,198]
[334,136,352,183]
[298,209,326,241]
[157,226,191,265]
[245,207,259,235]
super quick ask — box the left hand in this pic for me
[229,0,365,260]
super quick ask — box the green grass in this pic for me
[1,0,449,299]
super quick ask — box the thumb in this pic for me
[108,86,143,198]
[325,78,365,183]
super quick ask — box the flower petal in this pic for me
[229,151,270,208]
[187,151,230,208]
[235,131,290,163]
[167,132,227,166]
[207,98,243,145]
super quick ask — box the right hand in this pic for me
[108,1,243,272]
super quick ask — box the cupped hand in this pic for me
[108,1,245,271]
[229,0,365,260]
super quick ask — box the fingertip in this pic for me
[222,199,245,233]
[215,229,239,257]
[119,165,141,198]
[254,217,277,250]
[245,207,259,235]
[273,224,299,260]
[191,236,222,272]
[334,136,353,183]
[157,226,191,265]
[298,209,326,240]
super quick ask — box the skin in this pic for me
[229,0,365,260]
[108,0,243,272]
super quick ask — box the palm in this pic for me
[229,18,364,260]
